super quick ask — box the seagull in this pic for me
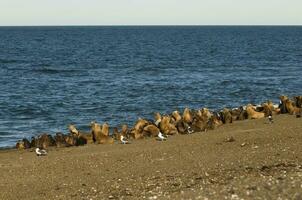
[157,132,167,141]
[35,148,47,156]
[187,126,194,134]
[268,115,274,123]
[120,135,130,144]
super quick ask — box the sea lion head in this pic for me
[68,124,79,137]
[101,123,110,136]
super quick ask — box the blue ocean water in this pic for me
[0,26,301,148]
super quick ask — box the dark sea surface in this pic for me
[0,26,302,148]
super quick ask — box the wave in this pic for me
[0,58,19,64]
[31,67,82,74]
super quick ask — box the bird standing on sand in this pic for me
[268,115,274,123]
[158,132,167,141]
[120,135,130,144]
[188,126,194,134]
[35,148,47,156]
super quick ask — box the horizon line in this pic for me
[0,24,301,27]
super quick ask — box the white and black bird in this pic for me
[120,135,130,144]
[157,132,167,141]
[35,148,47,156]
[187,126,194,134]
[268,115,274,123]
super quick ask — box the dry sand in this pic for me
[0,114,301,200]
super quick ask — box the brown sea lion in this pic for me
[64,135,77,146]
[68,124,80,137]
[143,124,160,137]
[172,111,182,123]
[16,138,31,150]
[36,134,56,149]
[220,108,233,124]
[246,104,265,119]
[183,108,193,124]
[98,135,114,144]
[90,122,113,144]
[200,108,212,120]
[54,132,68,148]
[113,124,129,140]
[238,107,248,120]
[101,123,110,136]
[30,136,37,148]
[191,117,207,132]
[285,99,302,115]
[206,113,223,130]
[294,96,302,108]
[279,95,289,114]
[112,127,120,140]
[91,121,102,143]
[130,118,149,139]
[261,103,273,117]
[121,124,129,137]
[154,113,162,127]
[230,108,241,121]
[78,132,93,144]
[159,116,178,135]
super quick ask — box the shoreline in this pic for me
[1,114,301,199]
[3,94,302,149]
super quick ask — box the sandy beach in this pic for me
[0,114,301,200]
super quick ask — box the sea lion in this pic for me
[220,108,233,124]
[143,124,160,137]
[159,116,178,135]
[91,121,102,143]
[172,111,182,123]
[206,113,223,130]
[36,134,56,149]
[279,95,289,114]
[101,123,110,136]
[54,132,68,148]
[154,113,162,127]
[130,118,149,139]
[68,124,80,137]
[285,99,301,115]
[246,104,265,119]
[294,96,302,108]
[121,124,129,137]
[183,108,193,124]
[112,127,120,140]
[16,138,31,150]
[98,135,114,144]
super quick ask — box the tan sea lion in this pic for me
[54,132,68,148]
[143,124,160,137]
[91,121,102,143]
[101,123,110,136]
[206,113,223,130]
[172,111,182,123]
[183,108,193,124]
[154,113,162,127]
[159,116,178,135]
[16,138,31,150]
[246,104,265,119]
[220,108,233,124]
[294,96,302,108]
[285,99,301,115]
[36,134,56,149]
[68,124,79,137]
[130,118,149,139]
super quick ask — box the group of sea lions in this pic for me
[15,95,302,150]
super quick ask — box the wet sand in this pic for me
[0,114,301,200]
